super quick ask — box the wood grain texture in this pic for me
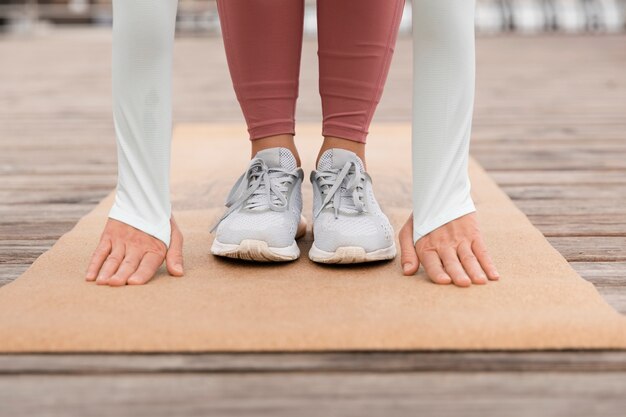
[2,352,626,374]
[1,373,626,417]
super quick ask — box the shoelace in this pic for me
[313,160,366,219]
[210,158,298,232]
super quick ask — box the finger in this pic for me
[108,251,142,287]
[439,247,471,287]
[96,245,125,285]
[127,252,164,285]
[419,250,451,285]
[399,218,419,276]
[85,239,112,281]
[458,241,487,285]
[166,223,184,277]
[472,238,500,280]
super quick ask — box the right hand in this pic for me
[85,217,184,286]
[398,212,499,287]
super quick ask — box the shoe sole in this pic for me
[211,216,306,262]
[211,239,301,262]
[308,242,397,264]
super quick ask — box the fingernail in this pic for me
[174,264,183,273]
[402,263,411,274]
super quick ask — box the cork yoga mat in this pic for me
[1,123,625,352]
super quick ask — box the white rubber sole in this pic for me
[308,242,397,264]
[211,239,300,262]
[211,215,307,262]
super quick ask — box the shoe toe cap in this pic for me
[313,213,394,252]
[216,210,298,248]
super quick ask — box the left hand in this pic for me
[399,212,500,287]
[85,217,184,286]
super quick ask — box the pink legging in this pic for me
[217,0,405,143]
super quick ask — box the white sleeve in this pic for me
[108,0,178,247]
[411,0,477,244]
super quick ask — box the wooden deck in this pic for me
[1,30,626,415]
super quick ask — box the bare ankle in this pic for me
[251,134,301,167]
[317,136,366,169]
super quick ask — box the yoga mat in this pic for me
[1,123,625,352]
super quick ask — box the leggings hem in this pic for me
[322,125,368,144]
[249,122,296,141]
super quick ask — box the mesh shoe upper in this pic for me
[311,149,394,252]
[213,147,303,248]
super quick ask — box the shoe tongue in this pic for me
[317,148,364,172]
[316,149,365,215]
[254,147,297,170]
[244,147,295,212]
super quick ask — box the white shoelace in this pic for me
[210,158,298,232]
[313,160,366,219]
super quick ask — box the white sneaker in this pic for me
[309,148,396,264]
[211,147,306,262]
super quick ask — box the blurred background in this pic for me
[1,0,626,34]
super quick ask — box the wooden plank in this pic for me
[0,222,85,240]
[502,184,626,200]
[476,152,626,171]
[0,175,116,191]
[0,241,58,265]
[2,352,626,374]
[526,215,626,237]
[596,289,626,315]
[0,265,28,286]
[0,189,108,205]
[0,164,116,176]
[1,372,625,417]
[513,200,626,216]
[547,237,626,262]
[571,262,626,286]
[489,170,626,186]
[0,204,100,222]
[0,149,117,163]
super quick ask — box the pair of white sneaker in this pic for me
[210,147,396,264]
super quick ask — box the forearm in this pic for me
[411,0,476,244]
[109,0,178,246]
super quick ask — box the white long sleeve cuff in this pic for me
[108,0,179,247]
[411,0,477,244]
